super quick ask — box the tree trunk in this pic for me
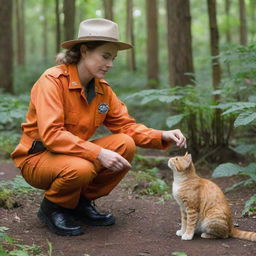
[166,0,194,86]
[104,0,114,20]
[15,0,25,66]
[225,0,231,42]
[0,0,13,93]
[146,0,159,88]
[126,0,136,71]
[55,0,61,53]
[250,0,256,40]
[207,0,223,146]
[42,0,49,61]
[64,0,76,41]
[239,0,248,45]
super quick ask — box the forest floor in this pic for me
[0,152,256,256]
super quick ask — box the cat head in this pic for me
[168,152,192,173]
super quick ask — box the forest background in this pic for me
[0,0,256,215]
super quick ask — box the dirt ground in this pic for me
[0,158,256,256]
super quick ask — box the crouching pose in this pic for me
[11,18,186,236]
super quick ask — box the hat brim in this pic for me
[61,39,132,51]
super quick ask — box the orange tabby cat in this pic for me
[168,152,256,241]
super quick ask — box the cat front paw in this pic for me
[176,230,184,236]
[181,233,193,240]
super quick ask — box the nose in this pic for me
[106,59,113,68]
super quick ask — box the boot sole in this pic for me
[37,209,84,236]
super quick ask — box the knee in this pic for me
[115,133,136,159]
[63,159,96,187]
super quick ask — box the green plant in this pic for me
[172,252,188,256]
[0,175,37,209]
[0,227,49,256]
[131,154,170,196]
[212,163,256,215]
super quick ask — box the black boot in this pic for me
[37,197,84,236]
[73,197,115,226]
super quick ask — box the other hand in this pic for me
[97,148,132,171]
[162,129,187,148]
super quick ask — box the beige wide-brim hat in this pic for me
[61,18,132,51]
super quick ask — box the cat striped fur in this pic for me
[168,153,256,241]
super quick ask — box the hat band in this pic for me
[78,36,118,42]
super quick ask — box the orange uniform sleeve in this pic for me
[104,90,170,150]
[32,74,101,162]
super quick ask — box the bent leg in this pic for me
[21,151,97,208]
[82,133,136,200]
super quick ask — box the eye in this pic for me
[175,158,178,161]
[103,55,109,60]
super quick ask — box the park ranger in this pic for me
[11,18,186,236]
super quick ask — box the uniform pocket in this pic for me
[64,111,79,125]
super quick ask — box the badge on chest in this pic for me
[98,103,109,114]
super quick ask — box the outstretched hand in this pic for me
[97,148,132,172]
[162,129,187,148]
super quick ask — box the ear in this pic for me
[184,153,192,169]
[80,44,87,56]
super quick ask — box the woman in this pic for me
[11,18,186,236]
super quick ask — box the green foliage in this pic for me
[132,154,170,196]
[172,252,188,256]
[0,175,37,209]
[242,194,256,216]
[0,94,29,131]
[212,163,256,215]
[0,94,29,157]
[0,226,45,256]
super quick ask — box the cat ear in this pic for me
[184,153,192,169]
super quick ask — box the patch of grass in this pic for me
[0,175,37,209]
[131,154,171,197]
[0,226,47,256]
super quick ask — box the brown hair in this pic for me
[56,41,107,65]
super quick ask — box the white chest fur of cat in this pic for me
[168,152,256,241]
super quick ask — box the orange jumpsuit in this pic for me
[11,64,170,208]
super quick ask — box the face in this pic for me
[79,42,118,80]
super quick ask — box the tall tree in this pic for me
[126,0,136,71]
[15,0,26,65]
[55,0,61,53]
[146,0,159,88]
[207,0,223,146]
[250,0,256,40]
[64,0,76,41]
[0,0,13,93]
[239,0,248,45]
[225,0,231,43]
[42,0,49,61]
[104,0,114,20]
[166,0,194,86]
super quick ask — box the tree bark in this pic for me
[55,0,61,53]
[104,0,114,20]
[0,0,13,93]
[126,0,136,71]
[225,0,231,42]
[42,0,49,61]
[239,0,248,45]
[146,0,159,88]
[207,0,223,146]
[166,0,194,86]
[64,0,76,41]
[15,0,25,65]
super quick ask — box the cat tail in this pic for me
[230,227,256,241]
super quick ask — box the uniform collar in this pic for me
[67,64,104,94]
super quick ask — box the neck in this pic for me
[173,164,198,183]
[77,62,93,87]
